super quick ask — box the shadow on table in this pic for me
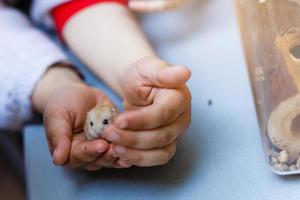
[277,174,300,182]
[64,114,204,191]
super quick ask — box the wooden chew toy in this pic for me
[236,0,300,155]
[268,28,300,155]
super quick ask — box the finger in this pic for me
[104,112,189,149]
[111,142,177,167]
[111,163,123,169]
[82,145,117,171]
[115,160,132,168]
[84,164,104,171]
[90,145,118,168]
[155,65,191,88]
[123,100,140,111]
[115,89,188,130]
[134,57,191,88]
[68,139,109,167]
[44,110,72,165]
[135,57,191,88]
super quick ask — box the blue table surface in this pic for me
[24,0,300,199]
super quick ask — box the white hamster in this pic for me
[84,106,117,140]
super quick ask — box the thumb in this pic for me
[44,111,72,165]
[153,65,191,88]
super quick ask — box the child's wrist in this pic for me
[32,64,84,113]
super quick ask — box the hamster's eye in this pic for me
[103,119,108,125]
[90,121,94,127]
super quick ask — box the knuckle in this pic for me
[137,87,151,101]
[126,135,139,148]
[161,107,175,122]
[156,132,172,147]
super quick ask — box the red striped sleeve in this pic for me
[51,0,129,39]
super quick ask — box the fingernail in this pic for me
[53,149,57,158]
[52,150,59,165]
[112,154,118,158]
[114,145,126,154]
[107,131,119,142]
[118,160,131,168]
[97,148,105,154]
[117,119,127,129]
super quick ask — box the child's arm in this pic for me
[62,3,156,95]
[0,4,114,170]
[59,3,192,168]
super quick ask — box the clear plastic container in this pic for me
[129,0,189,12]
[236,0,300,175]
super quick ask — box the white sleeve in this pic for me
[0,5,67,131]
[31,0,68,29]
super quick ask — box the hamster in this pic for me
[84,106,117,140]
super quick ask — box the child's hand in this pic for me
[33,66,118,170]
[42,81,118,170]
[44,84,115,170]
[103,57,192,168]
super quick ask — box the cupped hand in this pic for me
[44,84,118,170]
[103,56,192,168]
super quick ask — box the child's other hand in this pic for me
[44,84,117,170]
[103,57,192,168]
